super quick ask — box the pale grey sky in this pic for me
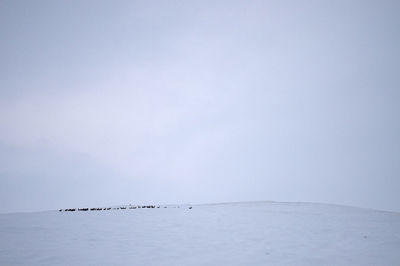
[1,0,399,213]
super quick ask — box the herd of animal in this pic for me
[60,205,193,212]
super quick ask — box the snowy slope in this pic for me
[1,202,399,265]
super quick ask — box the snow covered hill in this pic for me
[1,201,399,265]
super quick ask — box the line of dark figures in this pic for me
[60,205,192,212]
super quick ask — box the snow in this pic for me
[1,201,399,265]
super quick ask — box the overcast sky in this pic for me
[0,0,399,213]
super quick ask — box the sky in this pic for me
[0,0,399,213]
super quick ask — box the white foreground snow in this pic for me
[1,202,399,265]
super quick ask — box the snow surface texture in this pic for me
[1,202,400,265]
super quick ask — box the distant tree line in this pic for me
[60,205,192,212]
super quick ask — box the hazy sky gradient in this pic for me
[1,0,399,213]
